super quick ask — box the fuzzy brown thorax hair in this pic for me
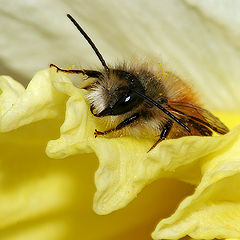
[87,62,199,139]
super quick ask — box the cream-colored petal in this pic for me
[0,69,66,132]
[2,1,240,111]
[152,125,240,240]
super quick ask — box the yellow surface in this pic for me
[213,111,240,129]
[0,69,240,239]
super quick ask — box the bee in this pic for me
[50,14,229,151]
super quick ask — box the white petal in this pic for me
[1,0,240,110]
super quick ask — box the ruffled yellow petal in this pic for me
[1,69,194,239]
[1,68,240,240]
[152,125,240,239]
[0,70,66,132]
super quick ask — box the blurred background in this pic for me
[1,0,240,111]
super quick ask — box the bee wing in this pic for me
[167,101,229,134]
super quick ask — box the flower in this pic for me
[1,1,240,239]
[1,68,240,239]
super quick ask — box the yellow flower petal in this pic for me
[0,70,194,239]
[152,125,240,239]
[1,68,240,239]
[0,70,66,132]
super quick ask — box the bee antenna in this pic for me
[67,14,110,73]
[133,90,191,133]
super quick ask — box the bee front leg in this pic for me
[94,113,140,138]
[148,120,173,152]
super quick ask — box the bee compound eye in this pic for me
[108,91,143,115]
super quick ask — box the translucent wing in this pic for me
[167,101,229,134]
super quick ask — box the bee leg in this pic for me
[94,113,140,138]
[148,120,173,152]
[50,64,103,78]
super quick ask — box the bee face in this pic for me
[89,69,145,117]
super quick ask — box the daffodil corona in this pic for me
[0,69,240,239]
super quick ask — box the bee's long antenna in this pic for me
[133,90,191,133]
[67,14,109,73]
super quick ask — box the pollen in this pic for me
[68,65,76,70]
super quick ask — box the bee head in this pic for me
[64,14,190,133]
[64,15,144,117]
[89,69,145,117]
